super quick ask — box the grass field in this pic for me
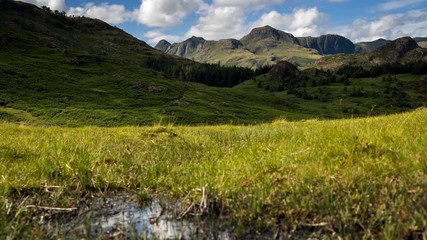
[0,108,426,238]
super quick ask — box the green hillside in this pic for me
[236,65,427,119]
[159,26,364,70]
[0,0,276,126]
[316,37,427,70]
[163,36,321,69]
[0,0,426,128]
[188,41,321,69]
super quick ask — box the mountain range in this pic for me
[156,25,427,69]
[316,36,427,70]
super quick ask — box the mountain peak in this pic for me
[355,38,391,53]
[163,36,206,57]
[257,25,276,31]
[392,36,419,48]
[374,37,419,56]
[371,37,425,63]
[240,25,298,53]
[155,39,171,52]
[269,61,301,85]
[240,25,297,44]
[187,36,205,42]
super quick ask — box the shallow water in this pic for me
[61,194,231,239]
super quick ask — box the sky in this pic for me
[16,0,427,45]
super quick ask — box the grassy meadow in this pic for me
[0,108,426,238]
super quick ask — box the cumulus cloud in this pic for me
[336,9,427,42]
[213,0,283,8]
[137,0,207,27]
[252,7,328,37]
[17,0,65,11]
[186,6,249,40]
[67,3,136,25]
[378,0,423,11]
[144,30,184,45]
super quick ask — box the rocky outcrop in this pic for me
[240,25,298,45]
[371,37,423,63]
[155,39,171,52]
[165,36,206,57]
[414,37,427,48]
[217,39,244,50]
[155,26,427,69]
[297,34,355,55]
[240,25,299,53]
[355,38,390,53]
[269,61,301,86]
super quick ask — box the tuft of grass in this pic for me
[0,109,426,238]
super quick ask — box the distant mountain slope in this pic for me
[155,28,321,69]
[415,37,427,48]
[0,0,271,126]
[316,37,427,70]
[2,0,425,127]
[297,34,355,55]
[371,37,423,63]
[355,39,391,53]
[0,0,152,55]
[240,25,299,53]
[165,36,207,56]
[355,37,427,53]
[155,39,171,52]
[156,26,325,69]
[155,26,376,69]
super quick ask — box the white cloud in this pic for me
[144,31,184,45]
[213,0,283,8]
[251,7,328,37]
[137,0,207,27]
[378,0,423,11]
[67,3,136,25]
[336,9,427,42]
[186,6,249,40]
[17,0,65,11]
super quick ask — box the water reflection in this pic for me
[63,194,231,239]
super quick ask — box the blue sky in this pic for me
[18,0,427,45]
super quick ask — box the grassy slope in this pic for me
[0,109,426,238]
[0,1,325,126]
[1,1,425,127]
[0,48,302,126]
[236,73,427,118]
[2,49,426,125]
[186,41,321,69]
[2,29,424,126]
[0,2,292,126]
[316,41,427,70]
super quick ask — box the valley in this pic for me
[0,0,426,239]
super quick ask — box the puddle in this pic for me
[59,193,232,239]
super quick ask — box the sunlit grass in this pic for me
[0,109,426,238]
